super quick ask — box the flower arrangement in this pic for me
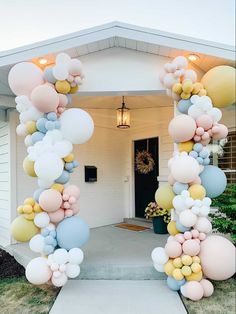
[145,202,171,223]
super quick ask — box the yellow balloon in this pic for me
[191,262,202,273]
[11,215,39,242]
[17,205,24,214]
[201,66,236,108]
[24,212,35,220]
[51,183,64,193]
[182,80,193,93]
[155,184,175,210]
[172,83,183,95]
[192,256,201,264]
[192,82,203,94]
[70,85,79,94]
[198,88,207,96]
[173,268,184,281]
[164,259,175,276]
[22,204,33,214]
[25,121,37,134]
[173,257,183,268]
[181,265,192,276]
[24,198,35,206]
[180,91,191,99]
[64,153,74,163]
[178,140,194,153]
[33,203,42,213]
[188,184,206,200]
[186,271,203,282]
[55,80,71,94]
[167,221,179,236]
[181,255,193,266]
[23,157,37,177]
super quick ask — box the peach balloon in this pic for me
[165,241,182,258]
[48,208,65,223]
[31,85,59,113]
[63,185,80,198]
[212,124,228,140]
[181,281,204,301]
[183,239,200,256]
[171,155,200,184]
[168,174,176,185]
[199,235,236,280]
[196,114,213,130]
[39,189,62,212]
[168,114,196,143]
[194,217,212,234]
[179,210,197,227]
[175,234,185,244]
[200,279,214,297]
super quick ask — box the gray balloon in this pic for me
[43,66,57,84]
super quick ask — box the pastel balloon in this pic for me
[177,99,193,114]
[51,272,68,287]
[182,239,200,256]
[184,69,197,82]
[178,140,194,153]
[171,155,200,184]
[31,85,59,113]
[188,184,206,200]
[194,217,212,234]
[212,123,228,140]
[168,115,196,143]
[196,114,213,130]
[34,212,50,228]
[167,221,180,236]
[172,56,188,69]
[173,182,189,195]
[48,208,65,223]
[69,248,84,265]
[34,152,64,182]
[199,235,236,280]
[43,66,57,84]
[165,241,182,258]
[181,281,204,301]
[60,109,94,144]
[63,185,80,198]
[8,62,44,96]
[200,165,227,198]
[201,66,236,108]
[167,276,182,291]
[39,189,62,212]
[23,157,37,177]
[66,263,80,278]
[179,210,197,228]
[155,184,175,210]
[68,59,83,76]
[200,279,214,297]
[26,257,52,285]
[11,215,39,242]
[151,247,169,265]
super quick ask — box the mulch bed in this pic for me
[0,248,25,278]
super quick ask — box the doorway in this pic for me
[134,137,159,218]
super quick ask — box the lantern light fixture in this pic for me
[116,96,130,129]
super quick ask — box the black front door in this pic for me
[134,137,159,218]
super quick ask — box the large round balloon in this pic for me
[200,165,227,198]
[168,114,196,143]
[11,215,39,242]
[56,216,89,250]
[199,235,235,280]
[26,257,52,285]
[60,109,94,144]
[171,155,200,184]
[8,62,44,96]
[34,152,64,182]
[31,84,59,113]
[155,184,175,209]
[201,66,236,108]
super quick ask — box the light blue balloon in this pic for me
[50,230,56,238]
[200,165,227,198]
[36,118,47,133]
[33,188,45,202]
[45,120,55,130]
[54,121,61,129]
[177,279,186,287]
[43,244,55,255]
[196,157,204,165]
[199,148,210,159]
[167,277,180,291]
[56,216,90,250]
[189,150,198,158]
[47,112,57,121]
[203,157,210,166]
[177,99,193,114]
[43,67,57,84]
[173,182,189,195]
[31,131,44,144]
[176,220,190,232]
[45,235,55,245]
[65,162,74,171]
[67,94,72,104]
[73,161,79,168]
[193,143,203,153]
[41,229,50,237]
[55,170,70,184]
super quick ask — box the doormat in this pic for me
[115,223,150,232]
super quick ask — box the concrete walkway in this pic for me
[50,280,187,314]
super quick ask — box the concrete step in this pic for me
[49,280,187,314]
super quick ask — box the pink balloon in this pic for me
[63,194,69,201]
[194,217,212,233]
[58,94,68,107]
[31,84,59,113]
[181,281,204,301]
[48,208,65,223]
[175,234,185,244]
[190,176,201,185]
[184,231,192,240]
[199,232,206,241]
[69,196,76,204]
[194,135,201,142]
[165,241,182,258]
[183,239,200,256]
[199,235,236,280]
[184,69,197,82]
[68,59,82,76]
[63,185,80,198]
[163,73,178,89]
[168,174,176,185]
[8,62,44,96]
[65,209,73,217]
[200,138,211,146]
[39,189,62,212]
[196,127,204,136]
[63,201,70,209]
[200,279,214,297]
[212,124,228,140]
[196,115,213,130]
[71,202,79,214]
[191,229,200,239]
[202,132,210,140]
[168,115,196,143]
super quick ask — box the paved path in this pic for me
[50,280,187,314]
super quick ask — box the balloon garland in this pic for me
[152,56,236,301]
[8,53,94,287]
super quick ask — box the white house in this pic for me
[0,22,235,247]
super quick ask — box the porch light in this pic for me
[188,54,199,62]
[39,58,48,65]
[116,96,130,129]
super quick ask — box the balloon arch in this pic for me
[8,53,235,299]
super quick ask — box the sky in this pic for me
[0,0,235,53]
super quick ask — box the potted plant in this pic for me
[210,184,236,244]
[145,202,170,234]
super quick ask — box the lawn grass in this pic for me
[181,278,236,314]
[0,276,60,314]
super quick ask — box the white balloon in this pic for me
[60,108,94,144]
[53,64,69,80]
[29,234,45,253]
[44,129,63,144]
[53,249,69,265]
[20,106,43,123]
[183,69,197,82]
[202,197,212,207]
[68,59,83,76]
[69,248,84,265]
[188,104,202,120]
[38,178,54,189]
[185,197,195,208]
[34,212,50,228]
[54,140,73,158]
[34,152,64,181]
[173,195,187,212]
[194,217,212,233]
[153,263,165,272]
[179,210,197,227]
[191,206,200,215]
[56,53,71,66]
[15,95,31,112]
[24,135,32,147]
[16,123,27,136]
[199,205,210,217]
[66,263,80,278]
[51,272,68,287]
[208,108,222,122]
[151,247,169,264]
[26,257,52,285]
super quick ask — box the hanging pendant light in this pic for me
[116,96,130,129]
